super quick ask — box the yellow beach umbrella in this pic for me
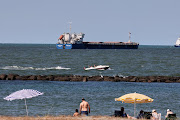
[115,92,153,117]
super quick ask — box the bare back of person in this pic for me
[165,109,173,118]
[73,112,80,116]
[80,101,89,111]
[79,98,90,116]
[73,109,80,117]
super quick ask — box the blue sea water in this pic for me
[0,44,179,76]
[0,44,180,118]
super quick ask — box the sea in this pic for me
[0,44,179,119]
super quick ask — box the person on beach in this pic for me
[119,107,127,117]
[119,107,134,119]
[137,110,144,119]
[73,109,80,116]
[165,109,173,118]
[151,109,159,120]
[79,98,90,116]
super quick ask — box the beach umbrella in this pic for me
[4,89,44,116]
[115,92,153,117]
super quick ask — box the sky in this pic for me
[0,0,180,45]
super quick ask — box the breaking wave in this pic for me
[0,66,71,70]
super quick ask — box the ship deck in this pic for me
[83,42,139,45]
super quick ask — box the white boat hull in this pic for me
[84,65,109,71]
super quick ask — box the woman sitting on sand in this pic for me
[116,107,134,119]
[120,107,136,119]
[151,109,159,120]
[73,109,80,117]
[137,110,144,119]
[165,109,173,118]
[120,107,127,117]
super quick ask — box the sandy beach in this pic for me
[0,116,139,120]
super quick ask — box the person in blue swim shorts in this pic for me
[79,98,90,116]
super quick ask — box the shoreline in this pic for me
[0,74,180,83]
[0,115,139,120]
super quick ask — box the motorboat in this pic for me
[94,65,110,70]
[84,66,96,71]
[84,65,110,71]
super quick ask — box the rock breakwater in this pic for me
[0,74,180,83]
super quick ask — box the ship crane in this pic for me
[128,32,131,42]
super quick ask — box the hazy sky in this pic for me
[0,0,180,45]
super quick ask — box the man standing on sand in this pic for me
[79,98,90,116]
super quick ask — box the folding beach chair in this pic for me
[165,114,177,120]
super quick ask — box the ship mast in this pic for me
[69,22,72,34]
[128,32,131,42]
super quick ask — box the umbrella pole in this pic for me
[24,98,28,116]
[134,101,136,117]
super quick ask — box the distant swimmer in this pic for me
[79,98,90,116]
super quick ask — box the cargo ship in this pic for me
[56,24,139,49]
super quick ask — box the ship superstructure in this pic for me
[57,32,85,44]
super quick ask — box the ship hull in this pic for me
[56,43,139,49]
[174,45,180,47]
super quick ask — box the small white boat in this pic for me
[84,66,96,70]
[174,37,180,47]
[84,65,110,71]
[94,65,110,70]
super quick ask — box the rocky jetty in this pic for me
[0,74,180,83]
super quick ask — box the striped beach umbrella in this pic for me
[115,92,153,117]
[4,89,44,116]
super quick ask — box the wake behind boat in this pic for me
[84,65,110,71]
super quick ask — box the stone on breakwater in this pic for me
[28,75,37,80]
[135,76,147,82]
[0,74,7,80]
[54,76,70,81]
[70,75,83,81]
[37,75,48,80]
[16,75,30,80]
[83,77,88,82]
[129,76,138,82]
[177,79,180,83]
[88,76,104,81]
[103,76,115,81]
[114,76,126,82]
[46,75,54,81]
[6,74,19,80]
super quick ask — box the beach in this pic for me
[0,116,139,120]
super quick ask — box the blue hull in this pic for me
[56,44,72,49]
[56,44,139,49]
[174,45,180,47]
